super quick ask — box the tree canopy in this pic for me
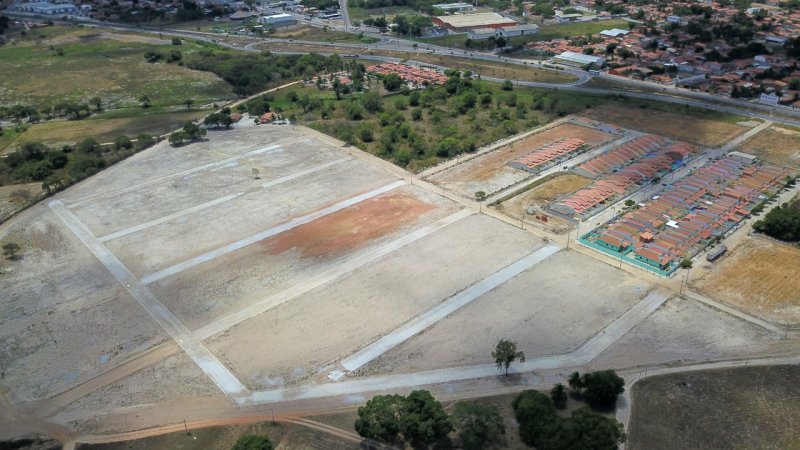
[753,199,800,242]
[492,338,525,375]
[230,435,273,450]
[582,370,626,409]
[355,390,452,445]
[453,401,506,450]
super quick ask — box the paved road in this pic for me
[48,200,249,398]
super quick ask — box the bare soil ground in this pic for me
[0,183,46,223]
[208,214,545,388]
[595,299,794,369]
[150,185,459,330]
[739,125,800,168]
[0,213,167,404]
[693,237,800,324]
[361,250,651,376]
[628,365,800,450]
[428,123,611,198]
[582,104,744,147]
[75,420,354,450]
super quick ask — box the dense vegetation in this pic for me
[754,197,800,242]
[243,69,601,171]
[230,434,273,450]
[0,136,154,191]
[513,388,626,449]
[355,390,505,448]
[186,51,347,96]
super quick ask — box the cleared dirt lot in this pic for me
[582,104,745,147]
[739,125,800,168]
[0,212,167,404]
[694,237,800,324]
[208,214,546,388]
[361,250,651,375]
[494,173,591,233]
[628,365,800,450]
[103,158,395,277]
[595,299,793,369]
[150,185,459,330]
[428,123,612,198]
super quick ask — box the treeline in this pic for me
[0,98,105,124]
[354,370,626,449]
[0,136,155,191]
[185,52,346,96]
[754,196,800,242]
[361,14,432,36]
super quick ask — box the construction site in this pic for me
[1,106,800,449]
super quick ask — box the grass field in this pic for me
[694,236,800,324]
[582,102,746,147]
[739,125,800,168]
[3,110,208,152]
[496,173,592,215]
[629,365,800,450]
[267,24,379,43]
[0,26,234,110]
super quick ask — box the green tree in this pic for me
[185,99,194,111]
[679,258,693,269]
[492,338,525,375]
[568,371,584,394]
[550,383,568,410]
[502,79,514,91]
[139,94,151,108]
[361,91,383,113]
[114,136,133,150]
[90,96,102,112]
[512,390,558,447]
[354,394,404,443]
[172,37,183,45]
[169,130,189,146]
[452,401,505,450]
[582,370,625,409]
[382,73,403,91]
[547,407,625,450]
[400,390,453,445]
[230,434,273,450]
[2,242,21,260]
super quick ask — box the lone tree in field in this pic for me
[251,167,260,179]
[90,96,102,112]
[230,434,273,450]
[493,339,525,376]
[2,242,20,260]
[138,94,151,108]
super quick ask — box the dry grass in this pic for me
[0,183,46,223]
[739,126,800,168]
[694,237,800,324]
[629,365,800,450]
[4,111,208,152]
[497,173,591,216]
[583,103,744,147]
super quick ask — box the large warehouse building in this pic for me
[432,12,517,32]
[554,51,605,68]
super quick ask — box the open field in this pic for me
[267,24,378,43]
[0,26,233,111]
[76,420,355,450]
[0,212,168,404]
[595,299,793,369]
[3,111,208,153]
[208,214,545,387]
[628,365,800,450]
[0,182,46,223]
[495,173,591,216]
[582,103,746,147]
[739,125,800,168]
[361,250,651,376]
[694,237,800,324]
[427,122,612,198]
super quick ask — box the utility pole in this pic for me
[184,419,190,435]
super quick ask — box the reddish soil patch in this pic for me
[265,193,436,258]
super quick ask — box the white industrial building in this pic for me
[17,1,79,15]
[554,51,605,68]
[260,13,296,26]
[432,2,474,13]
[599,28,630,39]
[468,23,538,40]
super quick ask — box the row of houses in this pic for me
[552,136,698,217]
[585,154,792,273]
[367,63,449,87]
[507,138,586,174]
